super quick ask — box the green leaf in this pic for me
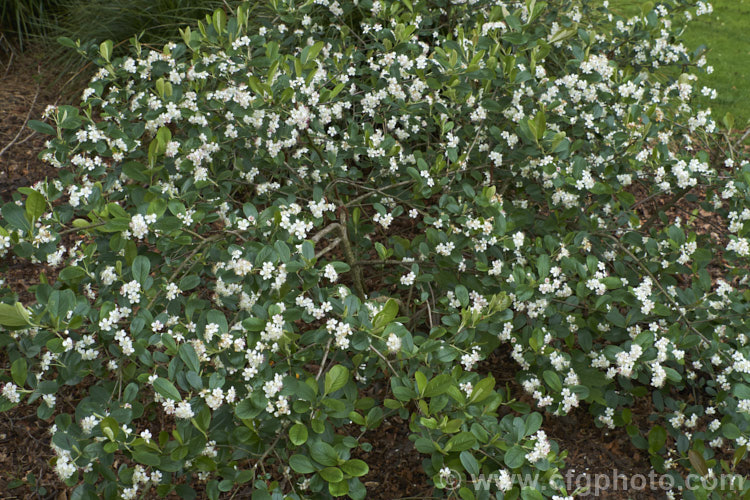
[525,412,543,436]
[532,108,546,140]
[27,120,56,135]
[324,365,349,395]
[301,241,315,260]
[310,442,339,467]
[179,343,200,373]
[455,285,469,307]
[100,417,119,440]
[212,8,227,34]
[0,303,31,328]
[504,445,526,469]
[11,358,27,386]
[99,40,113,62]
[542,370,562,393]
[2,203,30,232]
[689,449,708,476]
[58,266,86,283]
[179,275,201,291]
[446,432,476,452]
[469,375,495,404]
[274,240,291,262]
[235,398,261,419]
[521,487,544,500]
[373,299,399,329]
[122,161,149,183]
[319,467,343,483]
[153,378,181,401]
[648,425,666,453]
[722,423,741,440]
[132,255,150,284]
[302,41,325,64]
[132,449,160,466]
[328,479,349,497]
[289,424,308,446]
[341,459,369,477]
[423,374,452,398]
[58,105,82,129]
[459,451,480,476]
[415,371,427,396]
[289,454,316,474]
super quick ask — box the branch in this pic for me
[315,237,341,259]
[596,232,728,360]
[311,222,341,243]
[639,186,691,232]
[0,82,40,158]
[337,211,366,300]
[369,345,399,377]
[315,339,333,381]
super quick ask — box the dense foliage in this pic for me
[2,0,749,498]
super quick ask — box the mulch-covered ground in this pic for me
[1,43,747,500]
[0,46,67,500]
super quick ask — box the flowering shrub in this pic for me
[2,0,750,498]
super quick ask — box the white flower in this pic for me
[525,430,551,463]
[386,333,402,353]
[2,383,21,403]
[495,469,513,492]
[129,214,151,239]
[80,415,100,434]
[400,271,416,286]
[435,241,454,256]
[120,280,142,304]
[324,264,339,282]
[175,401,194,419]
[166,282,180,300]
[100,266,117,285]
[461,347,481,371]
[54,451,77,480]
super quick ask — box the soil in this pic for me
[0,46,66,500]
[0,44,747,500]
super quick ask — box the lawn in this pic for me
[609,0,750,129]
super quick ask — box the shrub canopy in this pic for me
[2,0,750,499]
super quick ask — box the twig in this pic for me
[315,339,333,381]
[315,237,341,259]
[355,259,421,267]
[639,186,691,232]
[369,345,399,377]
[338,212,366,299]
[341,179,416,208]
[2,48,13,79]
[735,127,750,150]
[0,82,40,157]
[426,282,436,329]
[252,425,288,476]
[145,236,218,310]
[596,232,728,360]
[311,222,341,243]
[59,222,107,235]
[10,131,37,148]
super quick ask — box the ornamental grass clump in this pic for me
[2,0,750,498]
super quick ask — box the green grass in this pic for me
[683,0,750,129]
[608,0,750,129]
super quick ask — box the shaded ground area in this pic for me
[0,47,65,500]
